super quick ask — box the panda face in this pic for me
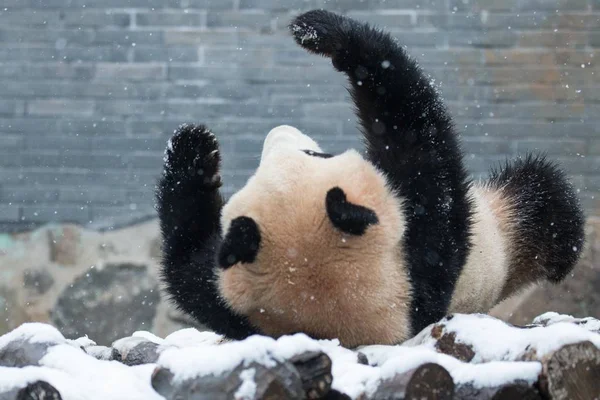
[215,126,413,347]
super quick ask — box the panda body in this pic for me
[156,10,585,347]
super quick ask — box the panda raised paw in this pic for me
[163,123,222,188]
[289,10,349,58]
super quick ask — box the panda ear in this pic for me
[326,187,379,236]
[218,216,261,269]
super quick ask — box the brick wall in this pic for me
[0,0,599,232]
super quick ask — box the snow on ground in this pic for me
[1,313,599,399]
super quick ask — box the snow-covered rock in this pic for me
[1,313,599,400]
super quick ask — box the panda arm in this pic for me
[291,11,473,333]
[156,124,258,339]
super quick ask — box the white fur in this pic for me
[260,125,322,164]
[449,186,509,314]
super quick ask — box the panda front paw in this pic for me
[163,123,222,188]
[289,10,348,57]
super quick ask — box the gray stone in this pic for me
[120,341,161,366]
[22,269,55,295]
[51,263,160,346]
[0,338,56,368]
[152,360,305,400]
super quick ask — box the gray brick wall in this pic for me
[0,0,599,232]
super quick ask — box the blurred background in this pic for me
[0,0,599,344]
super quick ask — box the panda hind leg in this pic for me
[486,153,585,297]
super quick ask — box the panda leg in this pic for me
[156,123,257,339]
[291,10,473,333]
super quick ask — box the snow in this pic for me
[0,323,65,351]
[234,368,257,400]
[404,313,600,363]
[1,313,599,399]
[157,333,321,382]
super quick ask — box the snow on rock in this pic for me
[405,313,600,363]
[1,313,599,400]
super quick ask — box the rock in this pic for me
[0,338,56,367]
[539,341,600,400]
[152,351,333,400]
[120,341,161,366]
[16,381,62,400]
[289,351,333,399]
[434,330,475,363]
[370,363,454,400]
[84,345,115,361]
[152,360,305,400]
[22,269,55,295]
[47,225,81,266]
[51,263,159,345]
[455,381,541,400]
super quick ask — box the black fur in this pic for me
[218,216,262,268]
[291,10,474,334]
[486,153,585,289]
[156,124,258,339]
[326,187,379,236]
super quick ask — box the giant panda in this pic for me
[156,10,585,348]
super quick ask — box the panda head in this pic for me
[216,125,412,346]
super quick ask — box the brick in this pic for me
[0,100,25,116]
[133,46,200,62]
[0,118,60,135]
[204,48,274,66]
[1,186,59,204]
[184,0,236,9]
[59,188,128,205]
[448,30,517,48]
[95,100,167,116]
[60,47,128,62]
[0,28,95,46]
[29,0,180,9]
[519,31,588,48]
[345,11,414,29]
[63,11,131,27]
[93,30,164,46]
[58,119,126,136]
[239,0,319,10]
[515,138,587,155]
[206,11,273,30]
[0,135,22,150]
[24,136,92,152]
[449,0,519,12]
[136,11,204,27]
[21,205,90,224]
[92,137,168,153]
[89,206,156,226]
[94,63,167,81]
[27,100,95,117]
[0,10,61,27]
[590,33,600,48]
[125,152,163,168]
[23,64,96,81]
[518,0,589,11]
[321,0,446,11]
[164,30,238,45]
[0,48,61,62]
[20,152,124,169]
[0,206,20,222]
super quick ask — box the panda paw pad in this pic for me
[290,10,346,56]
[163,123,222,187]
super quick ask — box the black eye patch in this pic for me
[302,149,334,159]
